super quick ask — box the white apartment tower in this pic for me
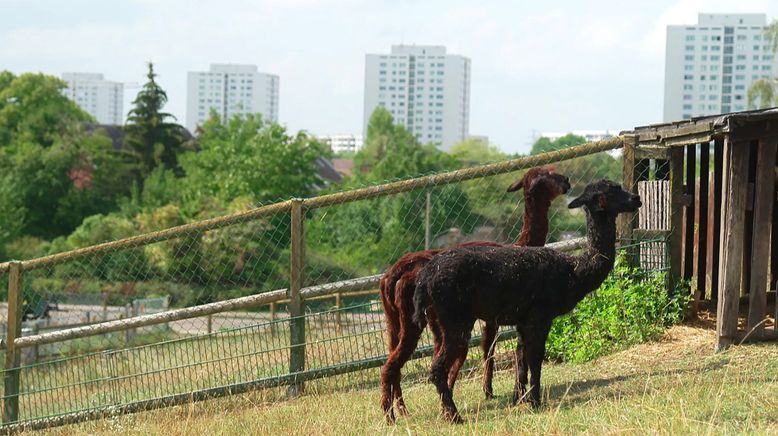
[186,64,279,132]
[363,45,471,150]
[61,73,124,125]
[664,13,778,121]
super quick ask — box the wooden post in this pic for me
[683,144,696,281]
[288,199,306,397]
[3,261,23,424]
[668,147,685,294]
[717,138,750,350]
[747,135,777,338]
[335,293,342,334]
[618,135,638,264]
[269,302,276,335]
[696,141,710,302]
[710,138,725,301]
[425,191,432,250]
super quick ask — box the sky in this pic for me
[1,0,777,154]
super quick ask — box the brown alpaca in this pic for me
[378,166,570,423]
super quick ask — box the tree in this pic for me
[748,20,778,109]
[177,112,329,211]
[124,63,184,180]
[0,71,91,147]
[530,133,586,155]
[450,138,507,164]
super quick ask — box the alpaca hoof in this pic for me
[484,390,494,400]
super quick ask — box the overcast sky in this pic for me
[2,0,777,154]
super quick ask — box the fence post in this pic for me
[425,190,432,250]
[618,134,638,264]
[269,302,276,335]
[335,293,342,334]
[288,198,306,397]
[3,261,23,424]
[207,314,213,335]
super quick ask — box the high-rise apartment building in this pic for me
[61,73,124,125]
[318,134,364,154]
[664,13,778,121]
[363,45,470,150]
[186,64,279,132]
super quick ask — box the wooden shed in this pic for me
[623,108,778,350]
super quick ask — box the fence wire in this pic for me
[0,138,676,431]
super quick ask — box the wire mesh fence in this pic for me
[0,137,677,431]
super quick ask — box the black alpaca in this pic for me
[412,180,641,423]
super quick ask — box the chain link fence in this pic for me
[0,137,676,431]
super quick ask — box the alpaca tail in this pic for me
[412,270,432,329]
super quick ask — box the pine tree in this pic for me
[125,62,183,181]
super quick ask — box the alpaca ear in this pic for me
[568,192,590,209]
[506,178,524,192]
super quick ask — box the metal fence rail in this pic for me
[0,136,655,431]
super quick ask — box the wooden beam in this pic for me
[717,138,751,350]
[683,144,696,281]
[747,135,778,338]
[288,199,306,396]
[634,145,670,160]
[696,141,710,301]
[709,138,724,301]
[2,262,23,424]
[669,148,685,294]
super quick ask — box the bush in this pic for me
[543,257,688,363]
[492,256,688,364]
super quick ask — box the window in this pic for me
[754,45,761,50]
[684,55,694,61]
[764,55,774,61]
[683,104,693,110]
[736,65,745,70]
[735,74,745,80]
[685,35,695,41]
[735,84,745,90]
[737,34,746,41]
[736,54,746,60]
[683,94,692,100]
[686,45,695,51]
[683,84,693,90]
[762,65,772,71]
[684,65,694,71]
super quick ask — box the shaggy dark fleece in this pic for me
[378,166,570,423]
[412,180,641,423]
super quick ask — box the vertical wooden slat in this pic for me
[717,138,750,350]
[669,148,685,294]
[747,135,778,337]
[741,141,759,296]
[288,199,306,396]
[618,135,637,245]
[710,137,725,301]
[696,142,710,301]
[683,144,697,281]
[3,261,23,424]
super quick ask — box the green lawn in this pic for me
[36,323,778,435]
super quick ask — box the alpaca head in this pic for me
[505,166,571,201]
[567,180,641,215]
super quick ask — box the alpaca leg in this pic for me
[427,311,443,359]
[481,322,498,399]
[447,330,472,391]
[512,329,528,405]
[380,323,423,423]
[430,330,469,424]
[524,322,551,408]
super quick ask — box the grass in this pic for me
[33,322,778,435]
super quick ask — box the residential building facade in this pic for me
[186,64,279,132]
[318,134,364,154]
[363,45,471,150]
[664,13,778,121]
[61,73,124,125]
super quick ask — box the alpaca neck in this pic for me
[571,207,617,301]
[513,197,551,247]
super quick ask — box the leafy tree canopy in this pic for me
[748,20,778,109]
[530,133,587,155]
[450,138,507,164]
[124,62,184,179]
[0,71,91,148]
